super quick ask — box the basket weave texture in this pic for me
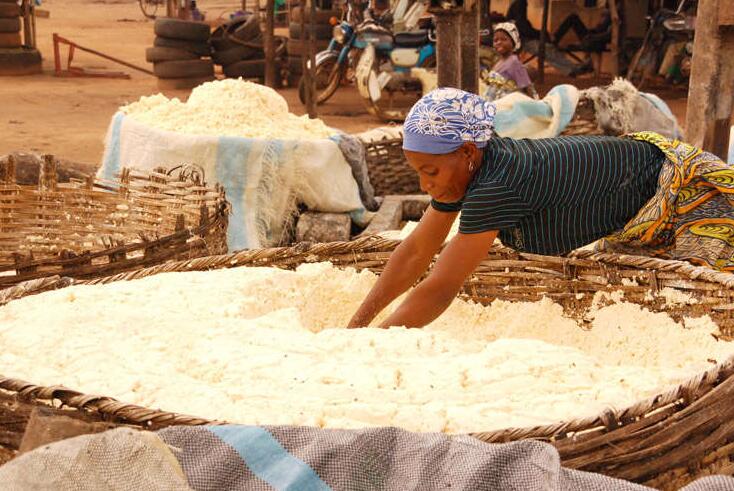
[0,156,229,287]
[1,236,733,489]
[364,137,421,197]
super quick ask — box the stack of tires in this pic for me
[210,14,269,81]
[285,7,338,86]
[148,18,214,90]
[0,0,41,76]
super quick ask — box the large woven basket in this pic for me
[0,155,229,287]
[363,137,421,197]
[1,236,733,489]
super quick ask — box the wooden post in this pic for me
[300,0,317,117]
[178,0,192,20]
[166,0,175,17]
[460,0,480,93]
[20,0,31,48]
[685,0,734,159]
[434,11,462,88]
[538,0,550,83]
[608,0,620,76]
[308,0,317,117]
[264,0,277,87]
[299,0,310,107]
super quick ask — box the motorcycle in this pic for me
[355,18,436,122]
[297,1,381,105]
[626,0,695,89]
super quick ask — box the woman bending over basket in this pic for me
[348,88,734,329]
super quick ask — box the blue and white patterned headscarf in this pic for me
[403,88,497,155]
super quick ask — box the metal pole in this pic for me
[435,11,462,88]
[264,0,277,87]
[53,33,155,76]
[538,0,550,83]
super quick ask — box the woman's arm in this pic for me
[347,207,458,328]
[378,229,498,328]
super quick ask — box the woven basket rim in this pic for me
[1,235,734,445]
[0,163,230,287]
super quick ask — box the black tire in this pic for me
[223,59,265,79]
[210,17,247,50]
[146,47,199,63]
[230,15,261,42]
[0,4,18,17]
[0,31,20,48]
[212,45,263,65]
[297,56,342,105]
[154,18,210,42]
[154,59,214,79]
[290,7,340,24]
[288,22,333,40]
[0,48,41,75]
[157,75,216,90]
[286,38,330,57]
[212,32,263,53]
[0,16,20,33]
[154,36,211,56]
[210,18,262,51]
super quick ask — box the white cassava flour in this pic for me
[0,263,730,433]
[120,79,335,139]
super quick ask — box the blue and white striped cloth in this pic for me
[100,113,368,251]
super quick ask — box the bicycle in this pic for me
[139,0,165,19]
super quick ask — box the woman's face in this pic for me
[405,144,480,203]
[493,30,514,56]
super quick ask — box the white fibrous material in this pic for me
[0,263,730,433]
[120,79,335,139]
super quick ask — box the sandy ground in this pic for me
[0,0,690,167]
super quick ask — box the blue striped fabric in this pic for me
[207,425,332,491]
[431,136,665,255]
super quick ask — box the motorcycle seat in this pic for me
[394,30,429,48]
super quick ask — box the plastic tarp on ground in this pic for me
[3,425,734,491]
[100,113,370,251]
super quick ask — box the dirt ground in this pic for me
[0,0,690,167]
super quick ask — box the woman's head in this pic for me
[402,88,496,202]
[494,22,521,55]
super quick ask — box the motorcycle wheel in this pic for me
[368,72,426,122]
[368,56,435,122]
[298,58,343,106]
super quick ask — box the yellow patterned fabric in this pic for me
[598,131,734,271]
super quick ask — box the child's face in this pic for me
[493,30,514,56]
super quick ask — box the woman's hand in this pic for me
[378,229,498,328]
[347,207,458,328]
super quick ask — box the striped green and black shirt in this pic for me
[432,135,665,255]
